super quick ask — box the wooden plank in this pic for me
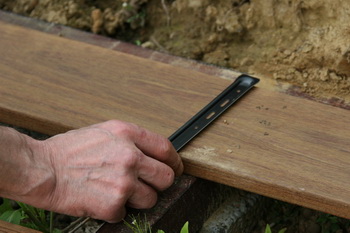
[0,21,229,135]
[0,220,40,233]
[0,21,349,219]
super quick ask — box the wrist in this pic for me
[0,127,55,209]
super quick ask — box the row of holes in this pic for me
[193,89,241,130]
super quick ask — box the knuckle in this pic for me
[137,125,148,139]
[114,178,134,195]
[102,119,122,130]
[158,138,173,157]
[117,125,133,136]
[105,119,122,127]
[104,120,136,137]
[121,148,141,170]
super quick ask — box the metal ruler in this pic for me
[169,74,259,151]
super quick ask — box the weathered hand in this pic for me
[31,120,183,222]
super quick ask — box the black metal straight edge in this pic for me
[169,74,260,151]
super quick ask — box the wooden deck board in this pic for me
[0,220,40,233]
[0,21,349,219]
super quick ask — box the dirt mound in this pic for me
[147,0,350,101]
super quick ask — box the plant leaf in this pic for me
[180,221,189,233]
[278,228,287,233]
[265,224,272,233]
[0,199,14,214]
[0,209,23,224]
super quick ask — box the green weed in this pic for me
[124,3,146,28]
[134,40,142,46]
[264,224,287,233]
[124,214,189,233]
[126,10,146,25]
[123,214,152,233]
[0,198,60,233]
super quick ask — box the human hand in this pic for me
[31,120,183,222]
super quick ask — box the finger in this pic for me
[137,155,175,191]
[133,127,184,176]
[127,181,157,209]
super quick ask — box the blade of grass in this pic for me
[67,217,91,233]
[50,211,54,233]
[17,202,48,232]
[61,217,88,233]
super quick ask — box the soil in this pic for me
[1,0,350,232]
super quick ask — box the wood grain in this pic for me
[0,21,349,219]
[0,220,40,233]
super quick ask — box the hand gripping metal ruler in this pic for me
[169,74,259,151]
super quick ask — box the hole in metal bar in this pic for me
[237,89,241,93]
[220,99,230,107]
[206,111,216,119]
[194,126,199,130]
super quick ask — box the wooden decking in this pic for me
[0,220,40,232]
[0,18,349,221]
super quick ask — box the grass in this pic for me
[0,198,60,232]
[258,200,350,233]
[124,214,189,233]
[264,224,287,233]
